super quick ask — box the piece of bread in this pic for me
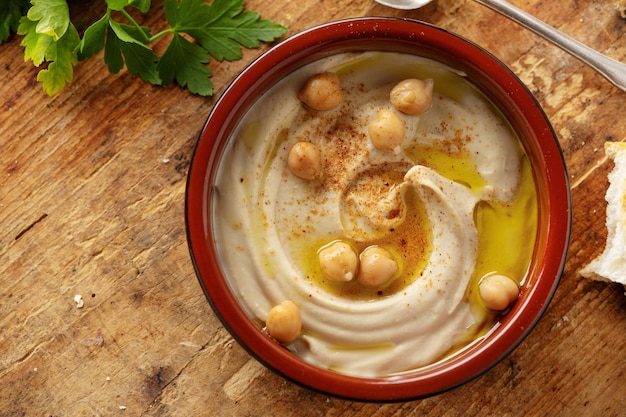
[579,141,626,288]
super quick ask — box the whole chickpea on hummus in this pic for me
[212,52,537,377]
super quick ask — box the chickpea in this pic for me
[318,240,359,282]
[478,274,520,311]
[266,300,302,344]
[367,109,405,153]
[298,72,343,111]
[288,141,322,180]
[390,78,434,116]
[357,246,398,288]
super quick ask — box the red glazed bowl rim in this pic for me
[186,17,571,401]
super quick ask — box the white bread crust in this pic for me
[579,142,626,287]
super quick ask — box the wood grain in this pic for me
[1,0,625,415]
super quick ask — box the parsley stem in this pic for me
[148,29,175,43]
[116,6,173,44]
[120,9,150,43]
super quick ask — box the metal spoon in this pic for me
[375,0,626,92]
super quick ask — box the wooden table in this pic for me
[1,0,625,415]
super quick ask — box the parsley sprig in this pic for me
[1,0,287,96]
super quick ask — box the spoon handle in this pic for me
[473,0,626,92]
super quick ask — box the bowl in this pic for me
[186,17,571,401]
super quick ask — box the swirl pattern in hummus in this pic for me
[213,52,537,376]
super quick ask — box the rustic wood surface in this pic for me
[1,0,625,415]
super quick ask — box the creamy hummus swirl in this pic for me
[213,52,525,376]
[295,165,479,375]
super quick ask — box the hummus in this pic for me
[212,52,537,376]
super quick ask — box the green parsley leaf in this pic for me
[158,32,213,96]
[163,0,208,29]
[158,0,286,95]
[0,0,30,44]
[18,16,53,66]
[105,20,160,84]
[103,22,123,73]
[227,10,288,47]
[27,0,70,41]
[107,0,151,14]
[108,19,146,45]
[75,14,108,60]
[17,0,79,94]
[36,23,79,95]
[165,0,287,61]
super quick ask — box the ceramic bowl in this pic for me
[186,17,571,401]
